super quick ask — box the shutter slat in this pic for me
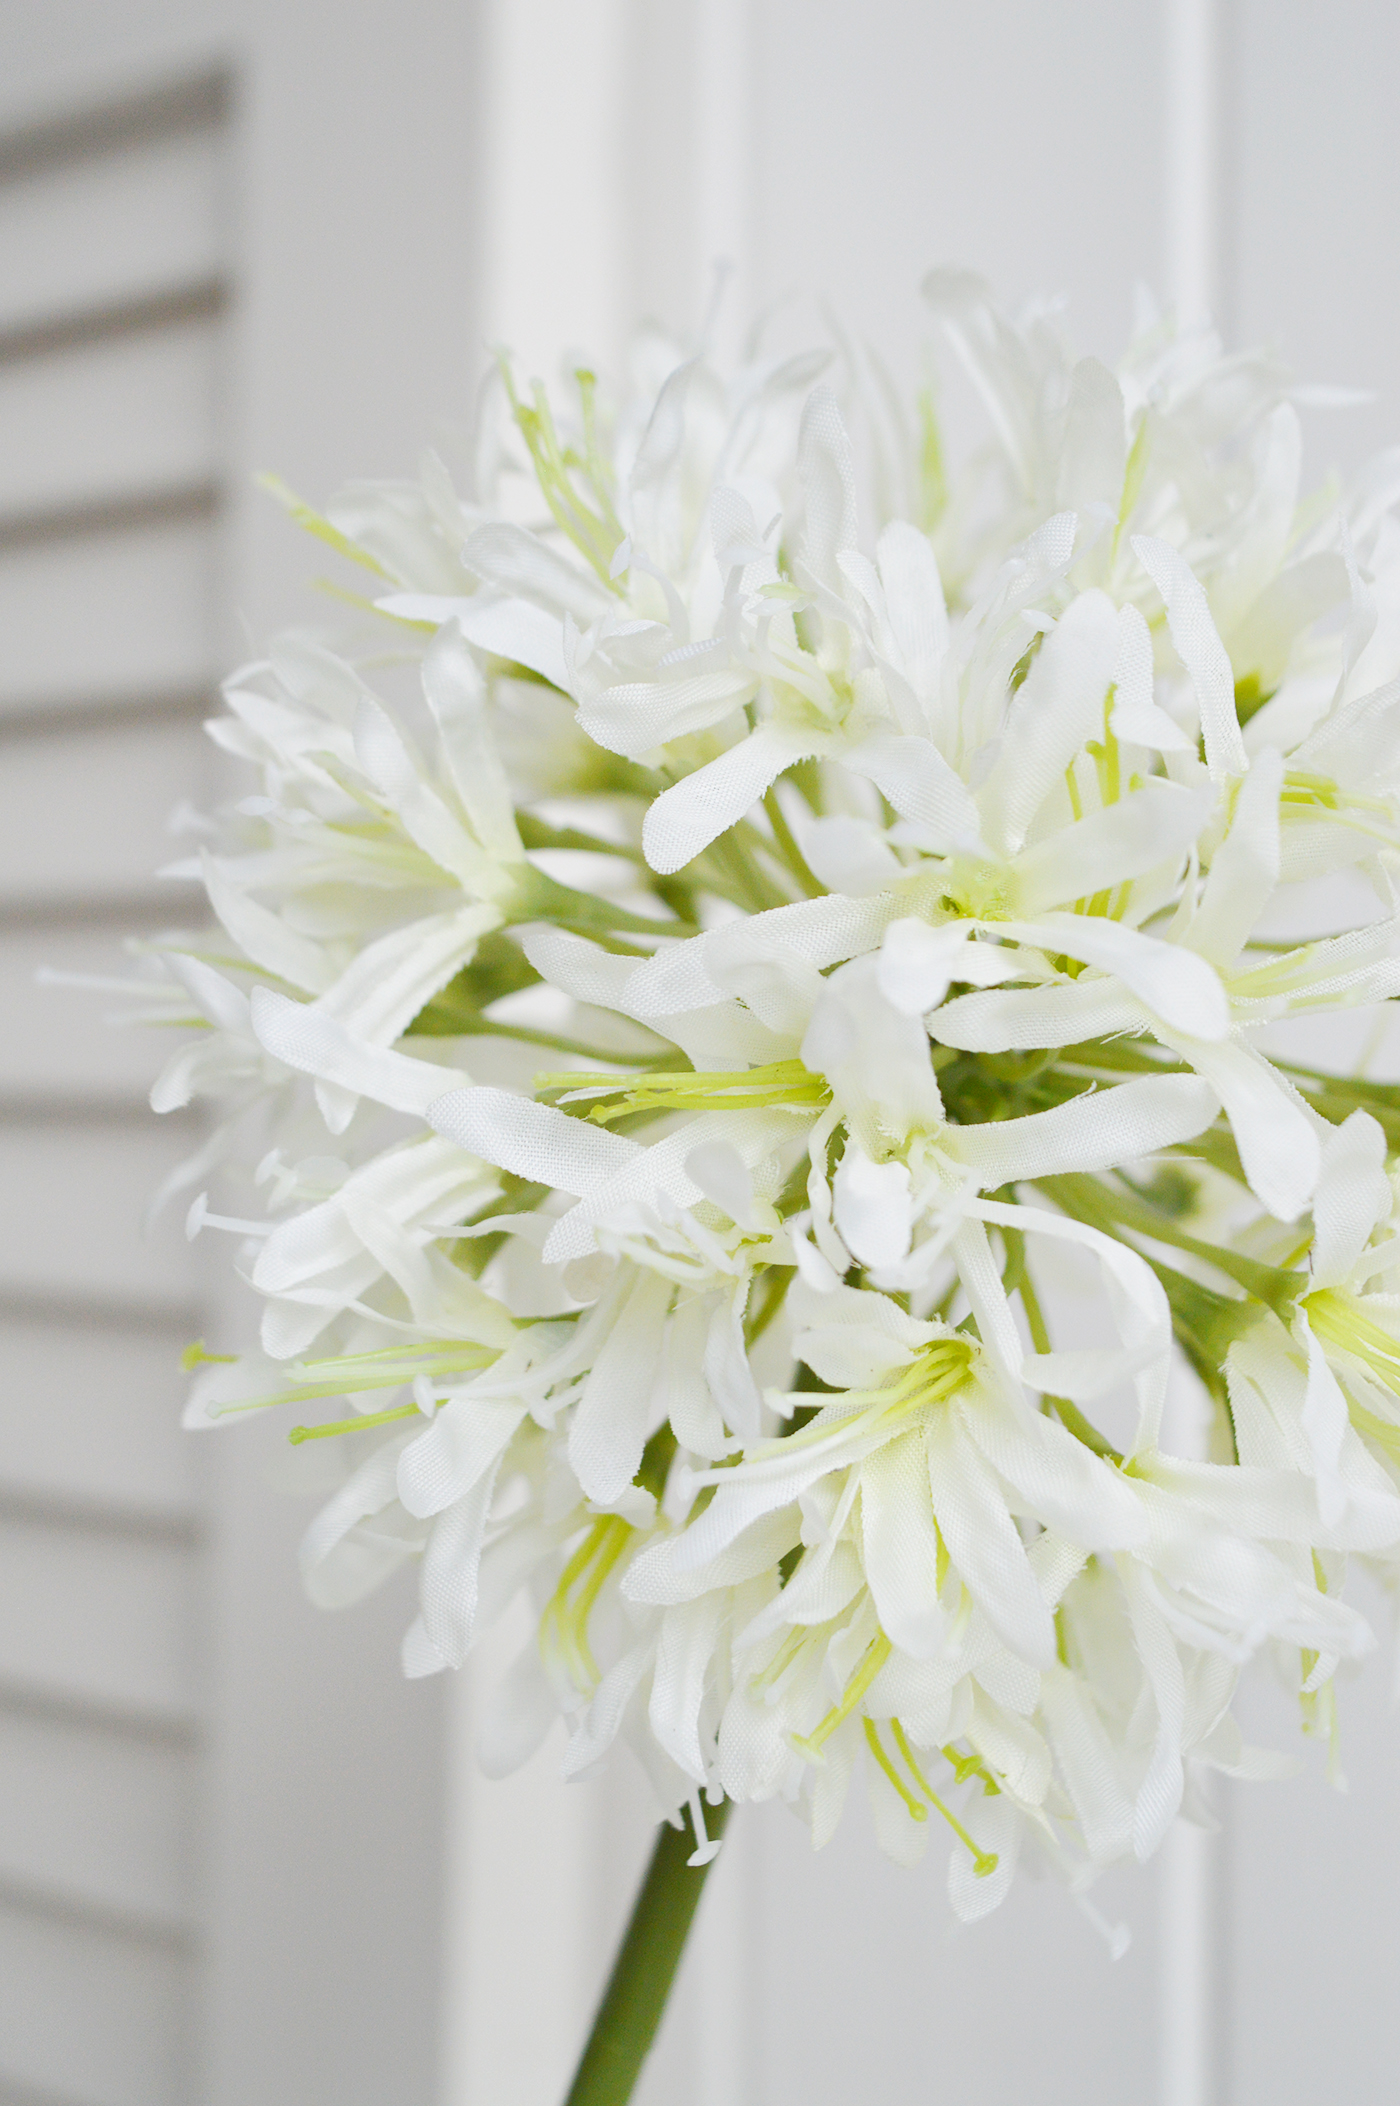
[0,1124,204,1307]
[0,1896,190,2106]
[0,518,215,716]
[0,1518,195,1723]
[0,1712,194,1931]
[0,128,224,339]
[0,67,229,2101]
[0,316,219,517]
[0,1322,193,1516]
[0,717,209,901]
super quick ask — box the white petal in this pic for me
[957,1389,1146,1549]
[570,1266,673,1502]
[950,1073,1218,1187]
[843,731,983,851]
[1310,1109,1392,1287]
[875,519,949,694]
[560,1640,654,1779]
[353,692,494,891]
[251,987,460,1118]
[201,850,332,994]
[649,1596,724,1781]
[623,892,898,1018]
[796,386,859,592]
[541,1106,798,1264]
[1298,1319,1352,1530]
[418,1463,505,1669]
[1039,1664,1134,1864]
[579,668,756,758]
[1110,602,1192,752]
[1132,537,1247,780]
[934,978,1143,1051]
[860,1428,948,1659]
[376,591,569,691]
[976,590,1121,855]
[1056,357,1126,517]
[429,1086,641,1195]
[422,622,523,861]
[1011,778,1211,916]
[997,913,1229,1039]
[878,917,972,1017]
[1141,1449,1400,1551]
[1167,1037,1320,1222]
[1120,1562,1185,1858]
[928,1417,1056,1667]
[1189,745,1281,967]
[477,1641,558,1776]
[299,1437,407,1579]
[316,902,500,1041]
[946,1792,1020,1922]
[833,1145,913,1269]
[642,725,816,874]
[463,521,611,623]
[397,1396,527,1519]
[795,812,904,897]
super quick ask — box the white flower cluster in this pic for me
[137,273,1400,1928]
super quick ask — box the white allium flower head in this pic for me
[124,274,1400,1926]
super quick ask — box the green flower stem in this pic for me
[563,1800,732,2106]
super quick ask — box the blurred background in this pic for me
[1,2,1399,2101]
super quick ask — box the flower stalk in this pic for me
[563,1800,733,2106]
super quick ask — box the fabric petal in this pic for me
[1132,537,1247,781]
[860,1428,948,1659]
[376,591,569,691]
[429,1087,642,1194]
[996,914,1229,1040]
[927,1417,1056,1667]
[949,1073,1217,1187]
[1012,778,1211,916]
[642,725,817,874]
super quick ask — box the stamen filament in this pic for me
[541,1515,634,1689]
[289,1402,421,1444]
[789,1632,892,1761]
[212,1340,502,1420]
[536,1058,831,1127]
[864,1718,928,1821]
[891,1721,999,1877]
[1307,1289,1400,1390]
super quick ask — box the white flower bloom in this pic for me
[105,276,1400,1938]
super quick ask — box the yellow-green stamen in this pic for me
[536,1058,831,1127]
[789,1632,892,1761]
[196,1340,505,1423]
[182,1340,235,1370]
[754,1337,977,1472]
[1306,1289,1400,1395]
[540,1515,634,1690]
[892,1720,999,1877]
[289,1402,421,1444]
[864,1718,928,1822]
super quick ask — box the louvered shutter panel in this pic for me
[0,76,228,2106]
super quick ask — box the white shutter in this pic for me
[0,10,478,2098]
[0,73,228,2106]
